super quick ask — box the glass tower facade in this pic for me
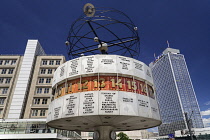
[150,48,204,136]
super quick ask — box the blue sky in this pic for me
[0,0,210,132]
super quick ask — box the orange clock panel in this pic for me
[55,75,154,99]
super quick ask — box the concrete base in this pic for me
[94,126,114,140]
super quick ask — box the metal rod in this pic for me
[71,36,133,52]
[72,38,137,55]
[86,20,103,48]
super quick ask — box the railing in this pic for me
[38,54,65,56]
[0,121,81,139]
[0,54,23,56]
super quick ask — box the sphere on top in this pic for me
[66,3,140,60]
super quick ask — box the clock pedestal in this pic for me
[94,126,115,140]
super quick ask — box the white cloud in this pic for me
[201,109,210,116]
[202,118,210,127]
[205,101,210,105]
[196,108,210,127]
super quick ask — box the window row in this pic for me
[0,59,16,65]
[38,78,52,84]
[0,88,8,94]
[36,87,51,94]
[0,98,6,105]
[31,109,47,117]
[0,108,2,115]
[42,60,61,66]
[40,69,56,75]
[33,98,49,105]
[0,69,14,74]
[0,77,11,84]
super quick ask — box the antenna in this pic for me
[167,40,170,48]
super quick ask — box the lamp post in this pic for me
[184,112,193,140]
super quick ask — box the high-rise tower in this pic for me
[149,48,204,136]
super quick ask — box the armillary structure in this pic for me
[65,3,140,60]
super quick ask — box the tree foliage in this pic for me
[117,132,131,140]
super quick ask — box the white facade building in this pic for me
[0,40,80,139]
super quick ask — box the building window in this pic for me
[42,98,48,104]
[0,109,2,115]
[44,88,49,94]
[48,69,52,74]
[0,60,3,65]
[5,78,11,84]
[1,69,7,74]
[56,60,60,65]
[2,88,8,94]
[40,110,46,116]
[36,88,42,94]
[42,60,47,65]
[0,98,5,105]
[4,60,10,65]
[39,78,44,83]
[49,60,54,65]
[0,78,3,83]
[46,78,51,83]
[31,110,38,116]
[40,69,46,74]
[34,98,40,104]
[8,69,14,74]
[11,60,16,65]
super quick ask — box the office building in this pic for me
[149,48,204,136]
[0,40,81,139]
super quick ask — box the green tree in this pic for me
[117,132,131,140]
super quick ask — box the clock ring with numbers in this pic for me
[47,55,161,131]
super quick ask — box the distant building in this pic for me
[117,130,158,139]
[81,130,157,140]
[0,40,80,139]
[175,127,210,136]
[149,48,204,136]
